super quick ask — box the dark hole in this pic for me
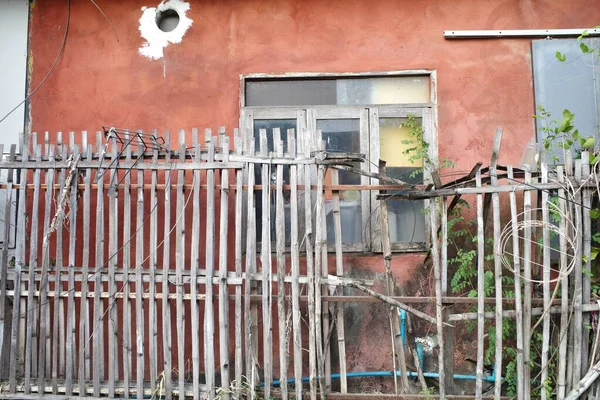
[156,8,180,32]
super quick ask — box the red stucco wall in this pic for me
[28,0,600,169]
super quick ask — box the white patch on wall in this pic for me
[138,0,192,60]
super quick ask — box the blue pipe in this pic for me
[265,310,502,388]
[268,370,498,387]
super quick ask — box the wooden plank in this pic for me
[573,158,584,386]
[287,129,303,399]
[218,130,231,396]
[147,135,159,393]
[65,145,80,395]
[429,197,445,399]
[135,141,146,399]
[175,131,187,400]
[540,158,551,400]
[274,129,288,400]
[16,140,33,388]
[65,265,76,395]
[161,131,173,400]
[507,166,524,400]
[121,134,132,399]
[0,144,12,380]
[314,131,326,399]
[557,165,569,400]
[303,126,317,400]
[378,161,408,394]
[204,131,216,400]
[108,136,120,398]
[233,129,244,398]
[189,138,201,400]
[440,195,455,395]
[259,128,273,398]
[51,145,65,394]
[38,146,55,391]
[25,145,42,393]
[8,263,22,392]
[77,144,92,395]
[489,128,503,399]
[92,132,105,397]
[243,137,258,396]
[522,171,533,400]
[581,152,591,374]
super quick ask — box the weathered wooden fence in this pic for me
[0,127,599,400]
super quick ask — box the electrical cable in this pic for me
[0,0,71,127]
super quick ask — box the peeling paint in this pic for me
[138,0,192,60]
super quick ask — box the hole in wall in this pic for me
[156,8,180,32]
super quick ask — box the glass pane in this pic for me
[336,76,430,105]
[379,118,426,243]
[532,38,600,163]
[317,119,362,244]
[245,76,430,106]
[252,120,297,244]
[246,79,337,106]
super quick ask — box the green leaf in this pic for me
[590,208,600,219]
[591,247,600,261]
[556,51,567,62]
[582,137,595,148]
[580,42,590,53]
[562,109,574,120]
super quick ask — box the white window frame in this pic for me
[240,71,438,253]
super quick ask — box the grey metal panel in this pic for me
[532,38,599,161]
[0,0,29,151]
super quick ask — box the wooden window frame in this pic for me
[240,71,438,253]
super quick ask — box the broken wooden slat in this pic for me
[93,134,105,397]
[522,170,533,400]
[218,130,231,397]
[8,263,22,393]
[51,145,65,395]
[65,145,80,395]
[204,131,216,400]
[122,134,132,399]
[378,160,408,394]
[557,165,569,400]
[581,152,592,374]
[189,137,201,400]
[429,197,446,399]
[161,131,173,400]
[25,145,42,393]
[287,129,303,399]
[39,146,55,391]
[147,137,159,393]
[507,166,524,400]
[77,144,92,395]
[135,141,145,400]
[540,157,551,400]
[259,128,273,398]
[488,128,503,399]
[233,129,244,398]
[108,136,120,398]
[243,136,258,396]
[175,130,187,400]
[274,129,288,400]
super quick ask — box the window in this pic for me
[241,72,437,252]
[532,38,600,162]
